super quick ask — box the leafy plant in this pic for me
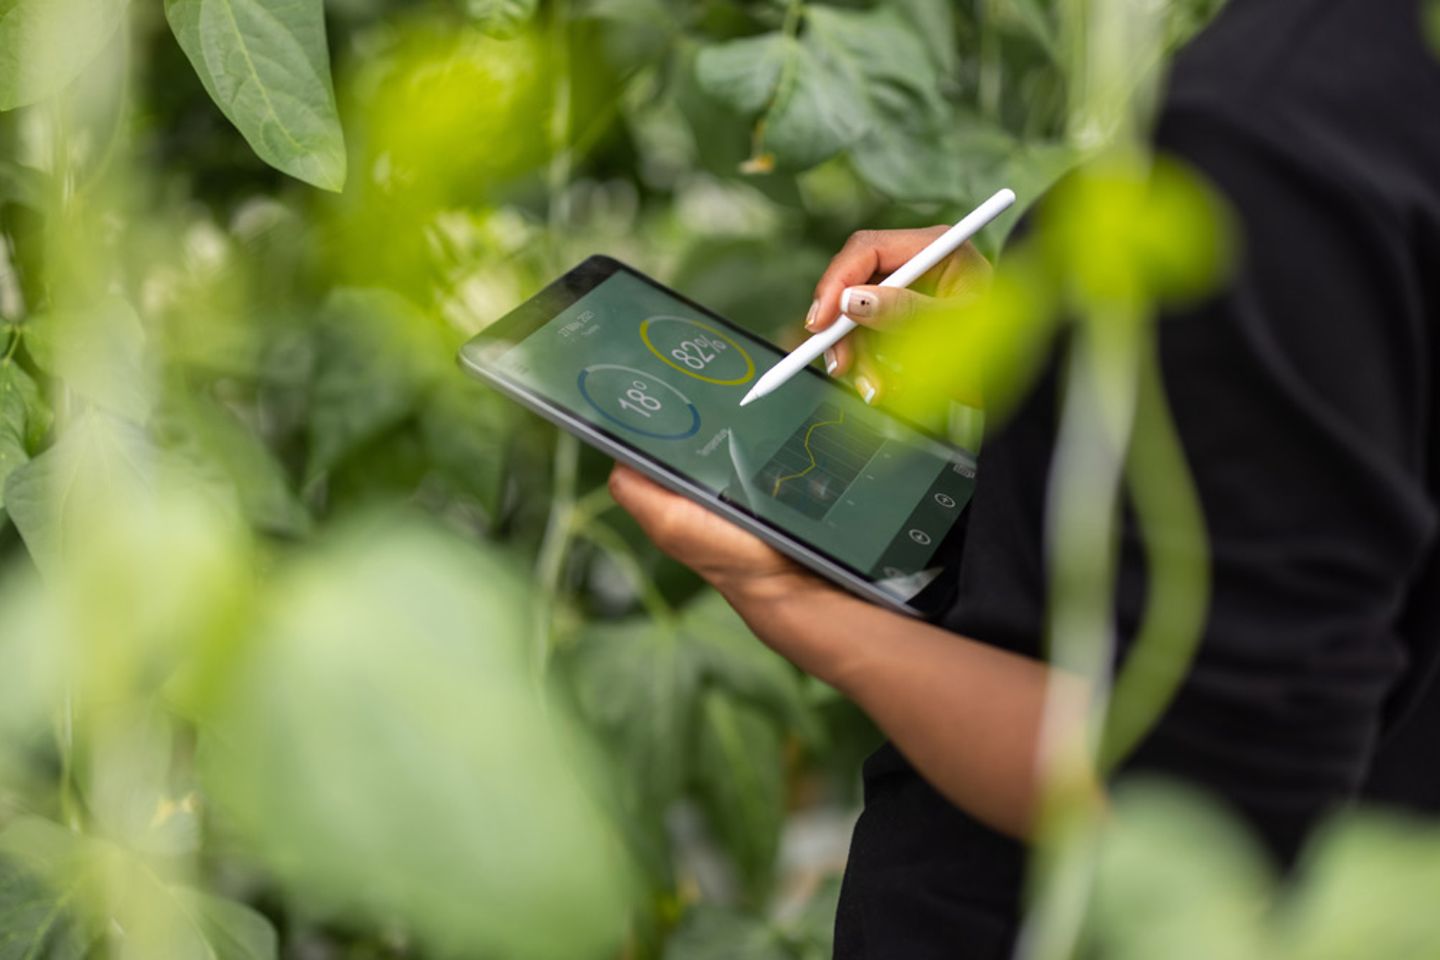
[6,1,1413,960]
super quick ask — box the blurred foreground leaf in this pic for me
[1090,782,1274,960]
[463,0,537,36]
[0,817,277,960]
[0,0,128,110]
[200,518,632,958]
[4,411,154,575]
[0,360,46,525]
[1277,815,1440,960]
[0,821,95,960]
[164,0,347,190]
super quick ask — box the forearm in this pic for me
[717,576,1086,840]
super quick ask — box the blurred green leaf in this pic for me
[662,905,792,960]
[305,288,442,484]
[463,0,537,36]
[1088,782,1274,960]
[0,817,278,960]
[164,0,347,190]
[418,379,511,522]
[0,359,45,524]
[892,0,958,77]
[25,300,151,423]
[696,4,944,174]
[683,590,818,743]
[172,889,278,960]
[567,616,698,815]
[0,0,127,110]
[4,410,154,575]
[0,160,46,209]
[787,874,844,960]
[993,0,1061,59]
[1277,814,1440,960]
[0,819,97,960]
[201,518,632,958]
[165,392,310,537]
[693,691,785,904]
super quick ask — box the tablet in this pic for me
[458,256,976,618]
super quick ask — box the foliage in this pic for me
[1088,783,1440,960]
[3,0,1424,959]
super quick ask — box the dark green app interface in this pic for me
[496,271,975,596]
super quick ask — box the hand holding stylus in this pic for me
[740,188,1014,407]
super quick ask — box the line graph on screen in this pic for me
[756,403,884,519]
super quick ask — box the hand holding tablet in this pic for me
[459,256,981,616]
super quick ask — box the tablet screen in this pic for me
[485,263,976,604]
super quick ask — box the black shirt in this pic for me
[834,1,1440,956]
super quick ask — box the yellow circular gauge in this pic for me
[640,315,755,386]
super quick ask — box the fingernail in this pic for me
[841,287,876,319]
[857,376,877,405]
[804,299,821,330]
[825,349,838,375]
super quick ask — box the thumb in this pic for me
[840,285,935,329]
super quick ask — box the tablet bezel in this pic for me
[457,254,971,619]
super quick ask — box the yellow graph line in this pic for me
[771,409,845,497]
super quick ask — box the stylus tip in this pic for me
[739,387,761,407]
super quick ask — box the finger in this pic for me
[935,241,994,302]
[807,226,947,334]
[608,465,687,544]
[824,338,853,377]
[609,465,740,558]
[852,335,887,406]
[839,285,937,331]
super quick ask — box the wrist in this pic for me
[710,570,874,687]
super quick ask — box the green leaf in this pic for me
[0,360,46,524]
[305,288,443,484]
[463,0,538,36]
[682,590,818,743]
[662,905,792,960]
[172,890,278,960]
[696,5,945,174]
[0,0,128,110]
[891,0,958,77]
[4,410,154,576]
[695,31,865,170]
[565,617,698,815]
[993,0,1061,60]
[418,378,511,522]
[163,0,347,191]
[200,519,631,958]
[1089,781,1274,960]
[0,819,97,960]
[22,300,151,422]
[692,691,785,903]
[0,161,46,209]
[0,818,278,960]
[165,392,310,537]
[1277,814,1440,960]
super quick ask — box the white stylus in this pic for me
[738,188,1016,407]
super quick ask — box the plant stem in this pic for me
[572,517,677,629]
[533,431,580,682]
[1020,304,1140,960]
